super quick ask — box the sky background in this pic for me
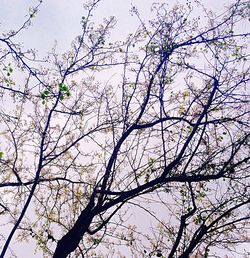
[0,0,238,257]
[1,0,234,57]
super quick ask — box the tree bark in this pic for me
[53,197,95,258]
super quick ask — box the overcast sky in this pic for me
[1,0,234,57]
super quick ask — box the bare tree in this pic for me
[0,0,249,257]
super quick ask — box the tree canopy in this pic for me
[0,0,249,257]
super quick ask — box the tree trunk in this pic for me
[53,198,95,258]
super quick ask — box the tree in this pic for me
[0,0,249,257]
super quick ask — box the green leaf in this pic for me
[93,238,101,245]
[0,151,4,159]
[41,93,46,99]
[59,83,68,92]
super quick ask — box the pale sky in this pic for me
[1,0,234,56]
